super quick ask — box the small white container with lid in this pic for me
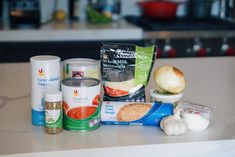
[150,89,183,106]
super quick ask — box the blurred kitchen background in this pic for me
[0,0,235,62]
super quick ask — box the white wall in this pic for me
[121,0,141,16]
[40,0,68,23]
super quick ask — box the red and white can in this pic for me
[61,77,102,131]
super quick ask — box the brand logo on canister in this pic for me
[73,90,79,96]
[38,68,45,77]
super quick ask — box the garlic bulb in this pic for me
[160,110,188,136]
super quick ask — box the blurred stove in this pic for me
[126,16,235,31]
[126,16,235,58]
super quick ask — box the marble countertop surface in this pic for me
[0,57,235,157]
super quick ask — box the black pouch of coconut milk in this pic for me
[100,43,156,102]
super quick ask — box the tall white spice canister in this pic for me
[30,55,61,126]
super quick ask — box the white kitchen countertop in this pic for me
[0,57,235,157]
[0,20,143,42]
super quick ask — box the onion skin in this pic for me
[154,66,186,94]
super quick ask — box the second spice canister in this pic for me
[44,90,63,134]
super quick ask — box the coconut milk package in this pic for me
[100,43,156,102]
[101,101,173,126]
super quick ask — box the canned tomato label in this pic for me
[61,78,101,131]
[63,58,100,79]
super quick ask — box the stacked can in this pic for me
[62,58,102,131]
[63,58,100,79]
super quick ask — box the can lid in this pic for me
[63,58,99,67]
[62,77,100,87]
[45,90,62,102]
[30,55,61,62]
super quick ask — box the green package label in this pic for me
[45,109,63,129]
[135,46,155,86]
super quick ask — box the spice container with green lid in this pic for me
[44,90,63,134]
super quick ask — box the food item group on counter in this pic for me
[100,43,156,102]
[150,64,215,135]
[151,65,185,107]
[159,101,215,136]
[101,101,173,126]
[29,43,215,136]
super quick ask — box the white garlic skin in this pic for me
[163,119,188,136]
[160,110,188,136]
